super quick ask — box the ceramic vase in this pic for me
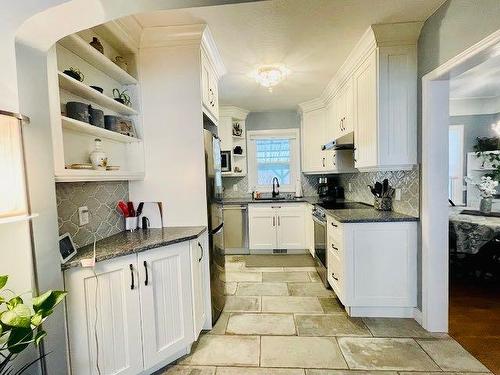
[90,37,104,54]
[479,197,492,214]
[89,138,108,170]
[374,197,392,211]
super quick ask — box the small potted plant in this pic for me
[0,275,67,374]
[465,176,498,214]
[113,88,131,106]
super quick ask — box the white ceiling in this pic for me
[134,0,445,112]
[450,50,500,99]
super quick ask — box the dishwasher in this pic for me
[222,204,249,254]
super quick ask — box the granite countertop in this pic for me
[222,196,319,205]
[324,208,419,223]
[62,226,207,270]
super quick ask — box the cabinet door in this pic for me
[276,205,307,249]
[353,50,377,169]
[248,205,277,250]
[201,52,211,110]
[301,108,326,172]
[190,236,208,340]
[342,80,354,134]
[138,243,194,369]
[208,66,219,120]
[64,255,143,375]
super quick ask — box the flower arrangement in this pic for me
[465,176,499,198]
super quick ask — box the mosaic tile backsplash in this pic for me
[223,168,420,217]
[56,181,128,248]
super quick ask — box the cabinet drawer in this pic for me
[327,216,342,241]
[327,235,342,259]
[327,248,344,301]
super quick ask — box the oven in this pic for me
[312,207,329,288]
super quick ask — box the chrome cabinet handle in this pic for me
[198,242,204,262]
[129,264,135,290]
[143,261,149,286]
[331,273,339,281]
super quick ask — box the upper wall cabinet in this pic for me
[299,22,422,172]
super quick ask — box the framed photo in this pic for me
[59,233,77,264]
[115,117,137,138]
[221,151,232,172]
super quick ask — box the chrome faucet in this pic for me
[272,177,280,198]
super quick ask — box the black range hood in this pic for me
[321,131,354,151]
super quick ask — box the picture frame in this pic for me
[59,232,78,264]
[221,151,232,172]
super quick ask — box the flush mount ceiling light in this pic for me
[253,65,290,92]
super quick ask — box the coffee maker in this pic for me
[317,177,344,202]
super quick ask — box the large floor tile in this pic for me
[224,296,261,312]
[161,366,216,374]
[236,282,289,296]
[338,337,440,371]
[180,335,260,366]
[288,282,335,297]
[318,297,345,314]
[362,318,433,338]
[295,314,371,337]
[263,272,310,282]
[243,267,285,272]
[209,313,229,335]
[217,367,304,375]
[417,339,490,372]
[308,272,321,282]
[306,370,397,375]
[226,313,296,335]
[283,267,318,272]
[261,336,348,369]
[225,272,262,282]
[399,372,491,375]
[262,296,323,313]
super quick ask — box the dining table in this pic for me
[449,206,500,254]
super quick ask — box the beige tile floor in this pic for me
[163,255,492,375]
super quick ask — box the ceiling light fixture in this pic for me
[253,65,290,92]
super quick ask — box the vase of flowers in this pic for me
[466,176,498,214]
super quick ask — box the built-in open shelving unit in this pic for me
[51,19,144,182]
[219,107,249,177]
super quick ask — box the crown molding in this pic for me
[219,106,249,120]
[298,98,325,113]
[201,26,226,77]
[449,95,500,116]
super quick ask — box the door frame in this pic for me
[448,124,465,205]
[421,29,500,332]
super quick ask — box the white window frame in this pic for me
[247,129,300,193]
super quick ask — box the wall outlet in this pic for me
[395,188,402,201]
[348,183,352,192]
[233,184,238,192]
[78,206,89,226]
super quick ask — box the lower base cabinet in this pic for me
[64,232,210,375]
[326,216,417,318]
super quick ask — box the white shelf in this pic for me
[55,169,144,182]
[232,135,245,140]
[233,154,245,157]
[59,34,138,85]
[222,172,246,177]
[61,116,141,143]
[92,21,139,55]
[58,72,138,115]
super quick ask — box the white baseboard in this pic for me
[347,306,414,318]
[413,307,423,325]
[249,249,308,255]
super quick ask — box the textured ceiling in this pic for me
[450,49,500,99]
[135,0,445,111]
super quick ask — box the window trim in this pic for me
[247,129,300,193]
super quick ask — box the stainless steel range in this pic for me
[313,201,370,287]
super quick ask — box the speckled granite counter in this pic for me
[62,226,207,270]
[222,196,319,205]
[323,208,418,223]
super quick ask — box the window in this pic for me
[247,129,300,192]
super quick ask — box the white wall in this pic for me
[129,44,208,227]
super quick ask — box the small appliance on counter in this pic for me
[317,177,344,202]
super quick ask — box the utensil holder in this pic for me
[125,217,138,231]
[374,197,392,211]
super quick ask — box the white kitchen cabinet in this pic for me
[190,232,210,340]
[248,205,278,250]
[201,49,220,122]
[138,243,194,369]
[300,106,327,173]
[326,215,417,318]
[248,203,307,251]
[65,233,210,375]
[64,254,143,375]
[336,80,354,136]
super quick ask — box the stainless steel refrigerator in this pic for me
[203,127,226,324]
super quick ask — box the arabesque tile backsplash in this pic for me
[56,181,128,248]
[223,168,420,217]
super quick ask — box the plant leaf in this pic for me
[30,313,44,327]
[0,304,32,328]
[34,331,46,346]
[32,291,67,316]
[8,297,23,308]
[0,276,7,289]
[6,327,33,354]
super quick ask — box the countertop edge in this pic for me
[62,226,207,271]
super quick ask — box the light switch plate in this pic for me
[78,206,89,226]
[233,184,238,192]
[395,189,402,201]
[348,183,352,192]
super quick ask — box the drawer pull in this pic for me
[331,244,339,251]
[331,222,338,227]
[129,264,135,290]
[143,261,149,286]
[331,273,339,281]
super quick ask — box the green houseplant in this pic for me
[0,275,67,375]
[473,137,500,182]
